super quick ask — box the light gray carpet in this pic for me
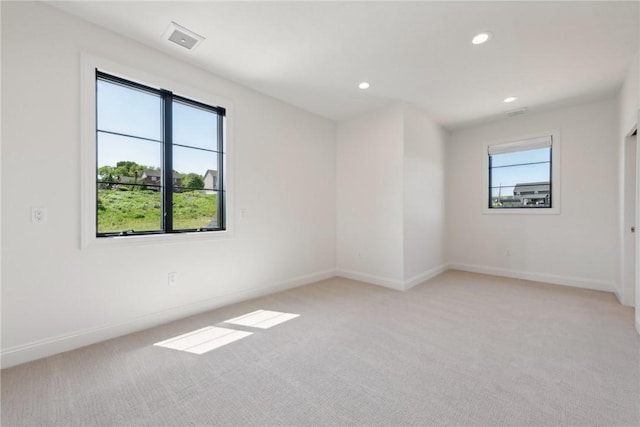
[2,270,639,426]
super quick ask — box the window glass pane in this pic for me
[490,162,550,188]
[489,160,551,208]
[490,185,516,199]
[97,133,163,233]
[172,142,221,230]
[173,145,218,190]
[173,100,219,151]
[490,147,550,167]
[97,186,162,234]
[97,133,162,174]
[97,79,162,141]
[172,190,220,230]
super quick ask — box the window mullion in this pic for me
[162,90,174,232]
[217,113,225,229]
[549,148,553,208]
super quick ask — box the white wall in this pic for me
[403,104,446,286]
[619,53,639,138]
[336,103,446,290]
[1,2,336,368]
[336,104,405,289]
[446,98,619,292]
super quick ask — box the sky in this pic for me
[96,79,222,177]
[490,147,551,197]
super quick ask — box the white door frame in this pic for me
[633,118,640,336]
[622,127,637,307]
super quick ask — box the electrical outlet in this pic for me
[168,272,178,287]
[31,207,47,224]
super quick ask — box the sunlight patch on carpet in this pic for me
[154,326,253,354]
[224,309,300,329]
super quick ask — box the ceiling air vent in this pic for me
[506,107,528,117]
[163,21,204,51]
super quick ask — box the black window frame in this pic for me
[488,139,553,210]
[95,70,226,237]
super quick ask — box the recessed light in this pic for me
[472,32,492,45]
[504,96,518,103]
[358,82,370,90]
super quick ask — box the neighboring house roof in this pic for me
[140,169,160,178]
[141,169,181,179]
[514,182,550,195]
[204,169,218,178]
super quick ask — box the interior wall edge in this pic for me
[335,268,405,291]
[0,268,336,369]
[614,288,624,305]
[403,264,448,291]
[337,264,444,291]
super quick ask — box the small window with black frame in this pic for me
[488,136,552,209]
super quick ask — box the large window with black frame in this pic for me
[96,71,225,236]
[488,136,552,209]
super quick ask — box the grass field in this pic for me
[98,189,218,233]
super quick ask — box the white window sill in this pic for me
[482,207,560,215]
[84,229,232,249]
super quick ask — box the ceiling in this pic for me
[51,1,639,129]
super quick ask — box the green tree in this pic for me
[182,173,204,190]
[98,166,118,189]
[98,165,117,181]
[115,161,147,179]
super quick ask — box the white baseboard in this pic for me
[336,265,447,291]
[404,265,448,290]
[0,269,336,369]
[448,263,617,293]
[614,287,624,304]
[335,268,405,291]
